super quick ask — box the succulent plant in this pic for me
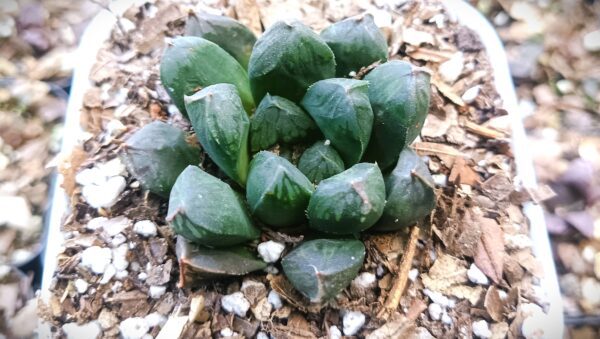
[250,94,319,152]
[301,78,373,166]
[120,121,200,198]
[297,141,345,184]
[185,12,257,69]
[160,36,254,118]
[374,148,436,231]
[363,60,431,170]
[156,14,433,299]
[185,83,250,187]
[246,151,314,228]
[320,14,388,77]
[248,21,336,103]
[167,166,260,247]
[307,163,385,234]
[281,239,365,302]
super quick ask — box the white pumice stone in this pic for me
[119,317,149,339]
[220,328,235,337]
[461,86,480,104]
[267,290,283,310]
[438,52,464,84]
[74,279,89,294]
[408,268,420,282]
[257,241,285,263]
[342,311,366,336]
[62,321,102,339]
[221,292,250,317]
[86,217,107,231]
[99,264,116,284]
[329,325,342,339]
[472,319,492,338]
[149,285,167,299]
[81,246,112,274]
[102,216,130,237]
[424,289,455,308]
[112,244,129,271]
[81,175,126,209]
[467,263,489,285]
[428,303,442,321]
[353,272,377,289]
[111,233,127,247]
[144,312,166,328]
[133,220,158,237]
[441,311,453,326]
[256,332,269,339]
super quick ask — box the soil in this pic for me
[39,0,548,338]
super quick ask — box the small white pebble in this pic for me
[137,272,148,281]
[441,311,453,326]
[424,289,455,308]
[504,233,532,250]
[324,139,331,146]
[268,290,283,310]
[265,265,279,275]
[133,220,157,237]
[119,317,149,339]
[438,52,464,84]
[467,263,489,285]
[428,303,442,321]
[115,270,129,280]
[583,29,600,52]
[0,265,11,280]
[408,268,419,282]
[342,311,366,336]
[144,312,166,328]
[220,328,234,337]
[111,233,127,247]
[62,321,102,339]
[100,264,117,284]
[74,279,89,294]
[221,292,250,317]
[353,272,376,289]
[102,216,130,237]
[376,264,385,277]
[112,244,129,271]
[81,246,112,274]
[432,174,447,187]
[256,332,269,339]
[329,325,342,339]
[81,176,126,209]
[472,319,491,338]
[86,217,107,231]
[257,241,285,263]
[149,285,167,299]
[461,86,480,104]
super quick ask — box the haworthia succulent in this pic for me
[248,21,336,103]
[363,60,431,170]
[176,236,266,286]
[246,151,314,228]
[301,78,373,166]
[374,148,436,231]
[185,84,250,186]
[307,163,385,234]
[167,166,260,247]
[281,239,365,303]
[297,141,345,184]
[250,94,319,152]
[120,121,200,198]
[160,36,254,118]
[320,14,388,77]
[185,12,257,69]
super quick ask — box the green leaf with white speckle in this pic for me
[297,141,345,184]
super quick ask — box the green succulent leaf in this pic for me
[185,83,250,186]
[320,14,388,77]
[363,60,431,169]
[301,78,373,166]
[248,21,336,103]
[185,12,257,69]
[281,239,365,303]
[176,236,266,286]
[250,94,319,152]
[160,36,254,118]
[120,121,200,198]
[167,166,260,247]
[246,151,314,228]
[374,148,436,231]
[307,163,385,234]
[298,141,345,184]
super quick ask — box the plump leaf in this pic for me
[320,14,388,77]
[185,84,249,186]
[248,21,335,103]
[176,236,266,286]
[373,148,435,231]
[363,60,431,169]
[298,141,345,184]
[301,78,373,166]
[281,239,365,303]
[250,94,319,152]
[167,166,260,247]
[160,36,254,117]
[185,12,257,69]
[307,163,385,234]
[120,121,200,198]
[246,151,314,227]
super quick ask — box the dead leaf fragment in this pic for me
[484,286,505,322]
[473,217,505,284]
[422,253,468,291]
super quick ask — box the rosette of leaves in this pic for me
[249,94,319,152]
[282,239,365,303]
[167,166,260,247]
[363,60,431,170]
[298,141,345,184]
[120,121,200,198]
[320,14,388,77]
[374,148,436,231]
[301,78,373,166]
[248,20,336,103]
[307,163,385,234]
[185,12,257,69]
[185,83,250,187]
[160,36,255,117]
[246,151,314,228]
